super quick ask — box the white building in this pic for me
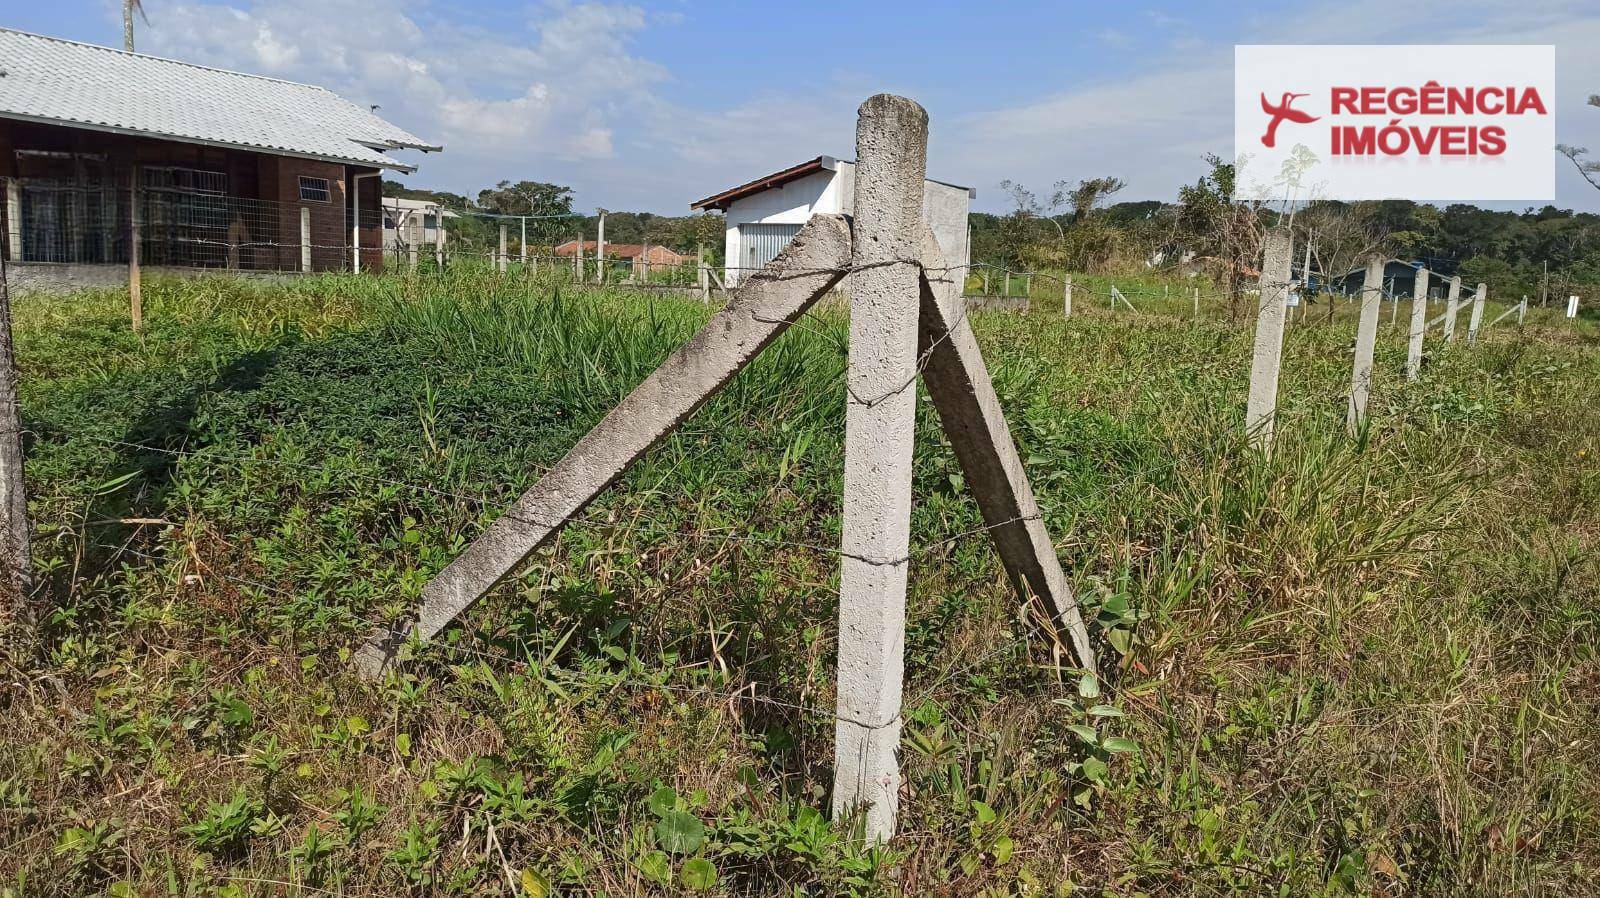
[690,155,973,286]
[381,197,457,251]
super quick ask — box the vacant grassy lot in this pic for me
[2,271,1596,896]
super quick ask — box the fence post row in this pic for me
[1406,268,1429,381]
[1347,256,1384,434]
[1245,230,1292,451]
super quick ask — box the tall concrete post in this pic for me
[4,180,20,262]
[520,217,528,265]
[1442,277,1462,342]
[1406,268,1429,381]
[596,212,607,285]
[128,167,142,332]
[434,206,445,270]
[1466,282,1486,343]
[1245,230,1292,450]
[1063,275,1072,317]
[300,206,312,273]
[1518,296,1527,324]
[1347,256,1384,435]
[831,94,927,844]
[0,251,29,618]
[498,224,508,274]
[1193,285,1200,318]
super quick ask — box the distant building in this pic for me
[0,27,438,286]
[1323,259,1445,299]
[382,197,457,251]
[689,155,973,286]
[553,241,694,267]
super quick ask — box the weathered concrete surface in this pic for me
[1348,256,1384,434]
[830,94,927,844]
[354,213,852,678]
[1406,268,1430,381]
[1467,282,1487,343]
[917,228,1096,675]
[1442,277,1462,342]
[1245,230,1292,450]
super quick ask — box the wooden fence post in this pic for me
[1348,256,1384,434]
[1245,230,1292,450]
[1406,268,1429,380]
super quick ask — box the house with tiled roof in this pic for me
[0,27,439,281]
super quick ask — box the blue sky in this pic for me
[11,1,1600,213]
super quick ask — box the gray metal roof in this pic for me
[0,28,440,172]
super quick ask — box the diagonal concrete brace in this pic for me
[915,229,1097,676]
[356,214,853,679]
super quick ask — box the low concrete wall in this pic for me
[4,262,297,294]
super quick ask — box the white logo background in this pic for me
[1234,45,1555,202]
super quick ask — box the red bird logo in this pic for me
[1260,92,1319,148]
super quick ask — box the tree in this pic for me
[1052,177,1126,224]
[1175,154,1262,320]
[475,181,574,218]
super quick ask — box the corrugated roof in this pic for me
[0,28,440,172]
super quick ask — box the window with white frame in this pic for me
[298,176,331,203]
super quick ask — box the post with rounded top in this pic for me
[1245,229,1292,451]
[1348,255,1384,434]
[1406,268,1429,380]
[831,93,928,844]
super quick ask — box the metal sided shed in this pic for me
[691,155,973,286]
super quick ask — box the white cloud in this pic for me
[142,0,662,191]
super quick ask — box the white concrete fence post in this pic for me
[830,94,928,844]
[1466,282,1486,343]
[1348,256,1384,435]
[1245,230,1292,450]
[1063,274,1073,317]
[4,179,21,262]
[300,206,312,273]
[1406,268,1429,381]
[1193,285,1200,319]
[1442,276,1462,342]
[498,224,508,274]
[1518,295,1527,324]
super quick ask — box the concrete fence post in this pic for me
[1518,295,1527,324]
[831,93,927,844]
[300,206,312,273]
[1466,282,1486,343]
[1063,274,1073,317]
[1193,285,1200,318]
[596,212,607,284]
[4,180,20,262]
[1245,229,1292,450]
[520,217,528,265]
[0,251,29,620]
[1348,256,1384,434]
[1442,277,1462,342]
[128,167,142,332]
[498,224,508,274]
[697,245,709,303]
[434,207,445,270]
[1406,268,1429,381]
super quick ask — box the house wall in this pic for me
[0,118,383,273]
[720,162,971,287]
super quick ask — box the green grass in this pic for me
[2,269,1597,896]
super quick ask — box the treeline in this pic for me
[383,179,724,261]
[971,163,1600,301]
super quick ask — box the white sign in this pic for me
[1235,45,1555,201]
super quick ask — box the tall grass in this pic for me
[2,268,1595,896]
